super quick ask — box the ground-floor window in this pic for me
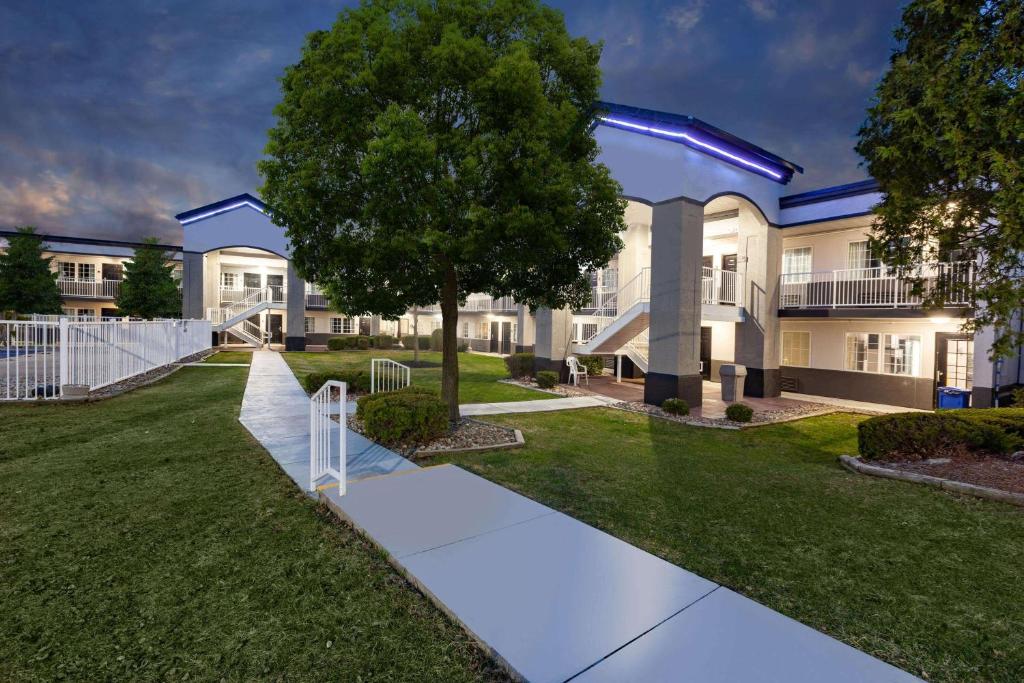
[462,321,470,338]
[76,308,96,319]
[304,317,314,333]
[476,321,489,339]
[845,332,921,376]
[781,330,810,367]
[343,317,357,334]
[330,317,343,334]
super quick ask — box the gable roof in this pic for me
[779,179,881,209]
[174,193,267,225]
[593,101,803,184]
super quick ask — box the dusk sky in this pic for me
[0,1,905,244]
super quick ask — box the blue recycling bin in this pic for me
[937,386,971,409]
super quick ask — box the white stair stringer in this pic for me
[575,301,649,354]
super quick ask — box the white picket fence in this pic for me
[0,318,211,400]
[370,358,412,394]
[309,380,347,494]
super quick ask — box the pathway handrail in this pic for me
[577,267,650,343]
[370,358,411,394]
[310,380,347,495]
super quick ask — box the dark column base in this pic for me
[211,331,220,348]
[514,344,535,354]
[535,356,570,383]
[743,368,782,398]
[644,372,703,407]
[284,336,306,352]
[619,355,645,379]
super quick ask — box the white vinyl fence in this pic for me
[309,380,347,494]
[370,358,412,394]
[0,318,211,400]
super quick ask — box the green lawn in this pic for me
[283,350,547,404]
[0,368,504,682]
[202,350,253,364]
[438,409,1024,683]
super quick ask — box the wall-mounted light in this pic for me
[597,116,785,181]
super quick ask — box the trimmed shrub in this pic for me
[373,334,395,349]
[577,355,605,378]
[356,336,370,350]
[404,335,431,350]
[858,408,1024,460]
[725,403,754,423]
[356,385,438,420]
[327,336,352,350]
[535,370,558,389]
[505,352,535,378]
[360,390,448,446]
[430,328,444,351]
[1011,387,1024,408]
[662,398,689,416]
[302,369,371,394]
[457,342,469,352]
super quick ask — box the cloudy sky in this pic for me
[0,0,904,244]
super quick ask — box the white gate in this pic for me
[370,358,411,394]
[309,380,347,495]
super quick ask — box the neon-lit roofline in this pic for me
[597,115,787,182]
[177,200,266,225]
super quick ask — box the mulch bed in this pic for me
[346,411,519,458]
[499,377,592,397]
[876,454,1024,495]
[615,399,834,429]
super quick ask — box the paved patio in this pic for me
[241,351,921,682]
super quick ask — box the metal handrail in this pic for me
[779,261,974,309]
[370,358,411,394]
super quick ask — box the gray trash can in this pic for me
[719,364,747,402]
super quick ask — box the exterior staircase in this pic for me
[207,286,273,348]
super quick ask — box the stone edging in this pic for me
[414,422,525,458]
[839,455,1024,508]
[608,403,741,430]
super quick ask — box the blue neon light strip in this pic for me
[597,116,785,181]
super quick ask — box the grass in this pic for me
[283,350,547,404]
[438,409,1024,683]
[0,368,504,682]
[202,350,253,364]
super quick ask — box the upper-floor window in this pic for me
[847,241,880,275]
[102,263,123,281]
[59,261,76,279]
[78,263,95,281]
[221,272,239,289]
[782,247,812,283]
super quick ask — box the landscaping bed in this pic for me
[347,409,521,458]
[615,398,834,428]
[874,453,1024,494]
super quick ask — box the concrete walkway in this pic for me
[460,394,619,416]
[240,351,920,682]
[238,351,416,491]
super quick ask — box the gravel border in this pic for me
[839,454,1024,507]
[414,419,524,457]
[499,378,593,397]
[612,399,836,430]
[346,411,523,459]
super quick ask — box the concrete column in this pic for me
[202,251,220,316]
[181,251,204,320]
[644,197,705,407]
[534,306,573,381]
[516,304,536,353]
[285,261,306,351]
[734,205,782,397]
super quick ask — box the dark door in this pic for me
[489,321,499,353]
[266,274,284,303]
[359,318,371,335]
[269,314,283,344]
[935,333,973,399]
[700,326,712,380]
[101,263,123,281]
[244,272,261,289]
[501,322,512,355]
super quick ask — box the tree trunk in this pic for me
[412,308,420,364]
[440,266,460,422]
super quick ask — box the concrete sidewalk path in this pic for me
[238,351,417,492]
[324,465,921,683]
[460,394,619,416]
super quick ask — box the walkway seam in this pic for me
[395,510,559,560]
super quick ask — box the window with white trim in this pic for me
[59,261,76,279]
[462,322,469,338]
[342,317,357,334]
[477,321,489,339]
[847,241,880,275]
[331,317,343,334]
[781,331,810,367]
[845,333,880,373]
[76,308,95,319]
[304,317,314,333]
[882,334,921,376]
[77,263,95,281]
[221,272,239,289]
[782,247,812,283]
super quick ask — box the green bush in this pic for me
[430,328,444,351]
[662,398,689,416]
[1011,387,1024,408]
[725,403,754,423]
[360,390,448,446]
[577,355,605,378]
[373,334,395,349]
[858,408,1024,460]
[356,336,370,350]
[535,370,558,389]
[302,369,371,394]
[505,352,535,378]
[327,336,353,351]
[457,342,468,352]
[404,335,431,350]
[356,385,438,420]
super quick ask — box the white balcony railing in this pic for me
[58,278,121,299]
[701,267,741,306]
[220,285,286,305]
[779,261,974,309]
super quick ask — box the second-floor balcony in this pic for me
[418,295,519,314]
[779,262,974,311]
[220,285,286,305]
[58,278,121,299]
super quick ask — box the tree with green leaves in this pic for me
[116,238,181,319]
[0,227,63,316]
[857,0,1023,358]
[260,0,625,420]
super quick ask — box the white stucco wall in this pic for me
[182,206,290,257]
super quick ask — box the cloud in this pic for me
[845,61,881,87]
[0,172,74,225]
[665,0,706,34]
[745,0,777,20]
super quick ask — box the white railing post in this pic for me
[58,317,69,392]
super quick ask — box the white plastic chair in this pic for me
[566,356,589,386]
